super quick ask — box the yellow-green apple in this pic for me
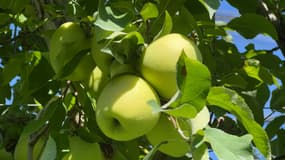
[140,33,202,99]
[96,75,160,141]
[84,67,109,98]
[14,131,47,160]
[91,36,114,75]
[146,114,190,157]
[110,60,136,78]
[68,136,105,160]
[49,22,95,81]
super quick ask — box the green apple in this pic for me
[14,131,47,160]
[91,36,114,75]
[188,106,210,134]
[68,136,105,160]
[0,149,12,160]
[110,60,136,78]
[96,75,160,141]
[146,114,190,157]
[49,22,95,81]
[84,67,110,98]
[140,33,202,99]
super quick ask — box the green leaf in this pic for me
[265,115,285,139]
[0,13,11,25]
[143,141,168,160]
[95,0,134,31]
[228,14,278,39]
[192,133,209,160]
[153,11,173,40]
[199,0,220,18]
[226,0,258,14]
[40,136,57,160]
[171,54,211,112]
[204,127,254,160]
[270,87,285,112]
[164,103,197,118]
[207,87,271,159]
[140,2,158,21]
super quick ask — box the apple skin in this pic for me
[140,33,202,99]
[68,136,105,160]
[49,22,95,81]
[14,132,47,160]
[84,67,110,98]
[146,114,190,158]
[91,36,114,75]
[96,75,160,141]
[188,107,210,134]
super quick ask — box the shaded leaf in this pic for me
[40,136,57,160]
[153,11,173,40]
[228,14,278,39]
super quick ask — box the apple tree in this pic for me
[0,0,285,159]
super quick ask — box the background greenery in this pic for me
[0,0,285,159]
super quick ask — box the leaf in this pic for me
[140,2,158,21]
[226,0,258,14]
[192,134,209,160]
[270,87,285,112]
[143,141,168,160]
[153,11,173,40]
[265,115,285,139]
[207,87,271,159]
[228,14,278,40]
[54,49,90,79]
[164,103,197,118]
[204,127,254,160]
[95,0,134,31]
[171,54,211,113]
[199,0,220,18]
[40,136,57,160]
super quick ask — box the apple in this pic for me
[68,136,105,160]
[146,114,190,157]
[0,149,12,160]
[84,67,110,98]
[49,22,95,81]
[96,75,160,141]
[91,36,114,75]
[140,33,202,99]
[14,132,47,160]
[110,60,136,78]
[188,106,210,134]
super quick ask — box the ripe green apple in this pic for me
[91,36,114,75]
[110,60,136,78]
[14,132,47,160]
[96,75,160,141]
[68,136,105,160]
[140,33,202,99]
[188,106,210,134]
[49,22,95,81]
[146,114,190,157]
[0,149,12,160]
[84,67,110,98]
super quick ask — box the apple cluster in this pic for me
[49,22,209,158]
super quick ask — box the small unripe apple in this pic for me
[49,22,95,81]
[146,114,190,157]
[140,33,202,99]
[96,75,160,141]
[68,136,105,160]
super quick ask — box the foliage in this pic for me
[0,0,285,159]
